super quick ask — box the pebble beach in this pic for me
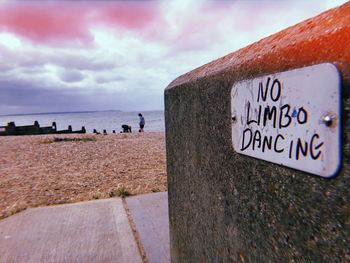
[0,132,167,219]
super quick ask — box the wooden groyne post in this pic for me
[0,121,86,135]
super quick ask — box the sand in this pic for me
[0,132,167,219]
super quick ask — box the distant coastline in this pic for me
[0,110,123,117]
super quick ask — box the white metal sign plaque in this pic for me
[231,63,341,178]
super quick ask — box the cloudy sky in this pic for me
[0,0,347,115]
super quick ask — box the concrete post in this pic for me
[165,3,349,262]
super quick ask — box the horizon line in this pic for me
[0,109,164,117]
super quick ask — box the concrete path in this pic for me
[0,199,142,263]
[126,192,170,263]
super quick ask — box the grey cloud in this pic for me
[60,69,85,83]
[0,63,13,73]
[52,54,117,72]
[0,76,163,115]
[0,46,119,74]
[20,66,47,74]
[0,79,89,114]
[0,43,164,115]
[95,75,125,84]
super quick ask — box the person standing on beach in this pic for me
[138,113,145,132]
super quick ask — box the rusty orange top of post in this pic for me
[168,2,350,89]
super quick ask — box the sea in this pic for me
[0,110,165,133]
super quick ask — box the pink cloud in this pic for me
[94,1,160,30]
[0,1,228,50]
[166,1,300,53]
[163,2,235,52]
[0,2,92,45]
[0,1,160,45]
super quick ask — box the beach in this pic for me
[0,132,166,219]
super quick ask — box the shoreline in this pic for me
[0,132,167,219]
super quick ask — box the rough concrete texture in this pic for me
[126,192,170,263]
[0,199,142,263]
[165,3,350,263]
